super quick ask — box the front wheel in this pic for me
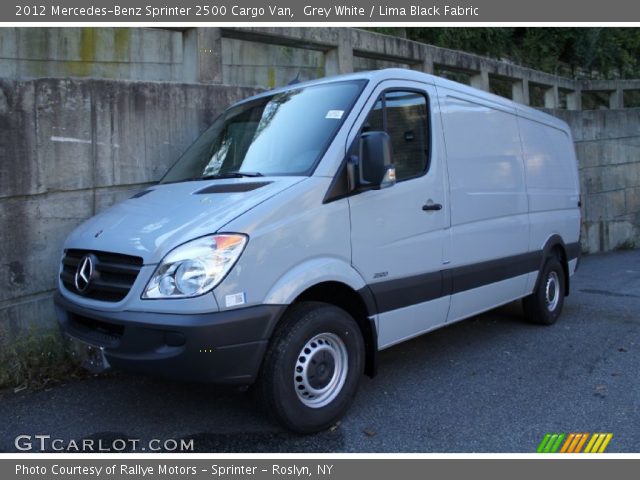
[522,256,566,325]
[257,302,364,434]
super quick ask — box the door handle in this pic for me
[422,203,443,211]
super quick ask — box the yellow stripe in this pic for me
[597,434,613,453]
[590,434,606,453]
[584,433,599,453]
[560,433,576,453]
[574,433,589,453]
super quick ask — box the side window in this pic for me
[362,90,430,181]
[362,98,384,132]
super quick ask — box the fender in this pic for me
[263,257,379,378]
[263,257,368,306]
[536,234,576,296]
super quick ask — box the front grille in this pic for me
[60,249,143,302]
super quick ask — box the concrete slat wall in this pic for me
[552,109,640,252]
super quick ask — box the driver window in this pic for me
[362,90,430,181]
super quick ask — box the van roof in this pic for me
[235,68,570,133]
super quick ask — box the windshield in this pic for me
[161,80,365,183]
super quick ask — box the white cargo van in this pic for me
[55,69,581,433]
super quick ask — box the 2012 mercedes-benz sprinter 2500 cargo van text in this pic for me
[55,69,581,433]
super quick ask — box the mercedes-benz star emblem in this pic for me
[74,255,94,293]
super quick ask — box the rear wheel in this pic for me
[523,256,566,325]
[257,302,364,434]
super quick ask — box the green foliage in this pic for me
[368,28,640,79]
[615,239,636,250]
[0,329,84,390]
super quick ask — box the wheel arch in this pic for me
[538,234,570,296]
[292,281,378,378]
[262,258,378,378]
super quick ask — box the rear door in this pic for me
[348,80,451,349]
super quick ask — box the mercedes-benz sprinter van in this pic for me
[55,68,581,433]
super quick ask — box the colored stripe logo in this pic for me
[537,433,613,453]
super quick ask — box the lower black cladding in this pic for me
[450,251,542,294]
[366,244,580,314]
[54,292,286,384]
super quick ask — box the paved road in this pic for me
[1,250,639,453]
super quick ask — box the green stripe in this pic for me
[544,434,559,453]
[537,434,552,453]
[550,433,566,453]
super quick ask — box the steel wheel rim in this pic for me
[545,271,560,312]
[294,332,348,408]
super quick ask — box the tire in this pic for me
[522,256,566,325]
[257,301,365,434]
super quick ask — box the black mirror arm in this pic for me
[347,155,358,192]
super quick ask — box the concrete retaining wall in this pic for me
[0,28,186,82]
[0,78,260,341]
[552,109,640,252]
[4,27,640,109]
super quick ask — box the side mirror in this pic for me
[359,131,396,190]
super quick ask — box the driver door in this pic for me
[348,80,451,349]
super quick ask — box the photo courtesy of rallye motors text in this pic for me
[15,464,191,476]
[15,464,328,476]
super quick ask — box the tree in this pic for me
[368,28,640,79]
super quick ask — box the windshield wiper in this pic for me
[198,171,264,180]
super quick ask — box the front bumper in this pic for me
[54,292,285,384]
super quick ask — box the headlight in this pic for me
[142,234,247,299]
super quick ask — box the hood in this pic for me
[65,177,305,264]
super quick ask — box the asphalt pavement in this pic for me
[1,249,639,453]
